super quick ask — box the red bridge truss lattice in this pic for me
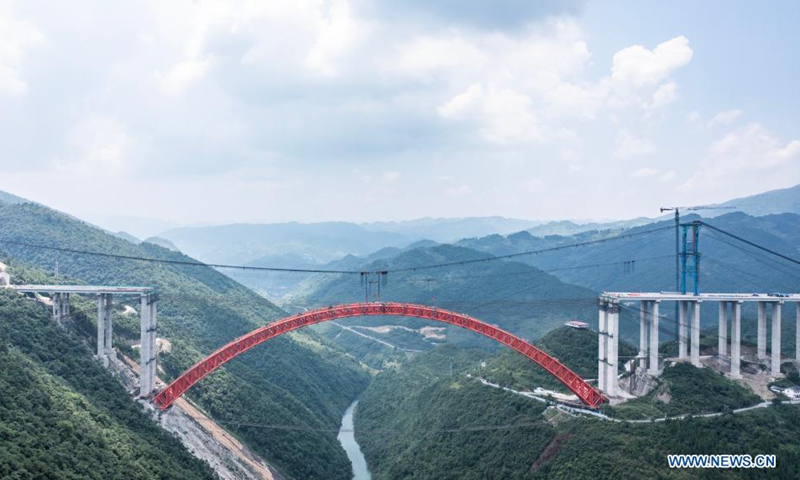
[152,302,606,409]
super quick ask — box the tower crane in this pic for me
[659,205,737,293]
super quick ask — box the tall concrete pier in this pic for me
[12,285,158,397]
[597,292,800,397]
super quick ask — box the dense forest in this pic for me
[0,289,216,479]
[356,327,799,479]
[292,242,601,369]
[0,202,371,479]
[457,212,800,349]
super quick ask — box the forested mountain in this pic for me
[0,191,30,206]
[457,212,800,295]
[715,182,800,216]
[355,329,798,480]
[286,243,600,369]
[525,217,653,237]
[160,222,411,265]
[455,212,800,349]
[360,216,538,242]
[0,202,370,480]
[0,289,216,479]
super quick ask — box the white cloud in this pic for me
[381,35,486,78]
[545,81,605,120]
[51,114,134,177]
[305,0,360,75]
[438,84,546,143]
[708,109,742,126]
[607,36,692,111]
[155,58,212,94]
[613,132,656,158]
[681,123,800,201]
[479,87,543,143]
[0,3,44,96]
[611,36,693,88]
[437,84,483,118]
[647,82,679,110]
[631,167,660,178]
[0,3,740,225]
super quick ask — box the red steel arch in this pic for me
[152,302,605,409]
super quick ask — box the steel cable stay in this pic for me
[703,233,800,283]
[698,221,800,267]
[0,225,674,277]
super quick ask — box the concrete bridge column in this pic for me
[52,293,60,320]
[639,301,649,372]
[140,294,151,397]
[730,302,742,378]
[718,301,728,358]
[605,302,620,396]
[771,302,782,376]
[140,293,158,398]
[597,301,607,393]
[678,300,688,359]
[796,303,800,362]
[757,302,767,360]
[51,293,70,325]
[104,294,115,361]
[148,296,157,395]
[649,300,660,375]
[691,301,701,367]
[61,293,70,320]
[96,294,108,367]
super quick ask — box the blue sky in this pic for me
[0,0,797,237]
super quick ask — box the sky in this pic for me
[0,0,798,238]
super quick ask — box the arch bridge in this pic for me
[152,302,605,409]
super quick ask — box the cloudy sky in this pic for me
[1,0,798,237]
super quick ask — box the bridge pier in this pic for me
[598,301,607,393]
[678,300,688,359]
[51,292,71,325]
[140,293,158,398]
[691,300,701,367]
[771,302,782,376]
[605,302,619,397]
[638,301,648,372]
[757,302,767,361]
[648,300,660,375]
[730,301,742,378]
[718,301,728,358]
[96,294,113,367]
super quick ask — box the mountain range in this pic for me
[0,200,370,480]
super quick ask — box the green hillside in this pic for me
[480,327,636,394]
[0,289,215,479]
[355,336,800,479]
[457,212,800,295]
[717,182,800,216]
[612,362,761,420]
[457,213,800,349]
[355,345,554,480]
[0,202,371,480]
[291,243,600,367]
